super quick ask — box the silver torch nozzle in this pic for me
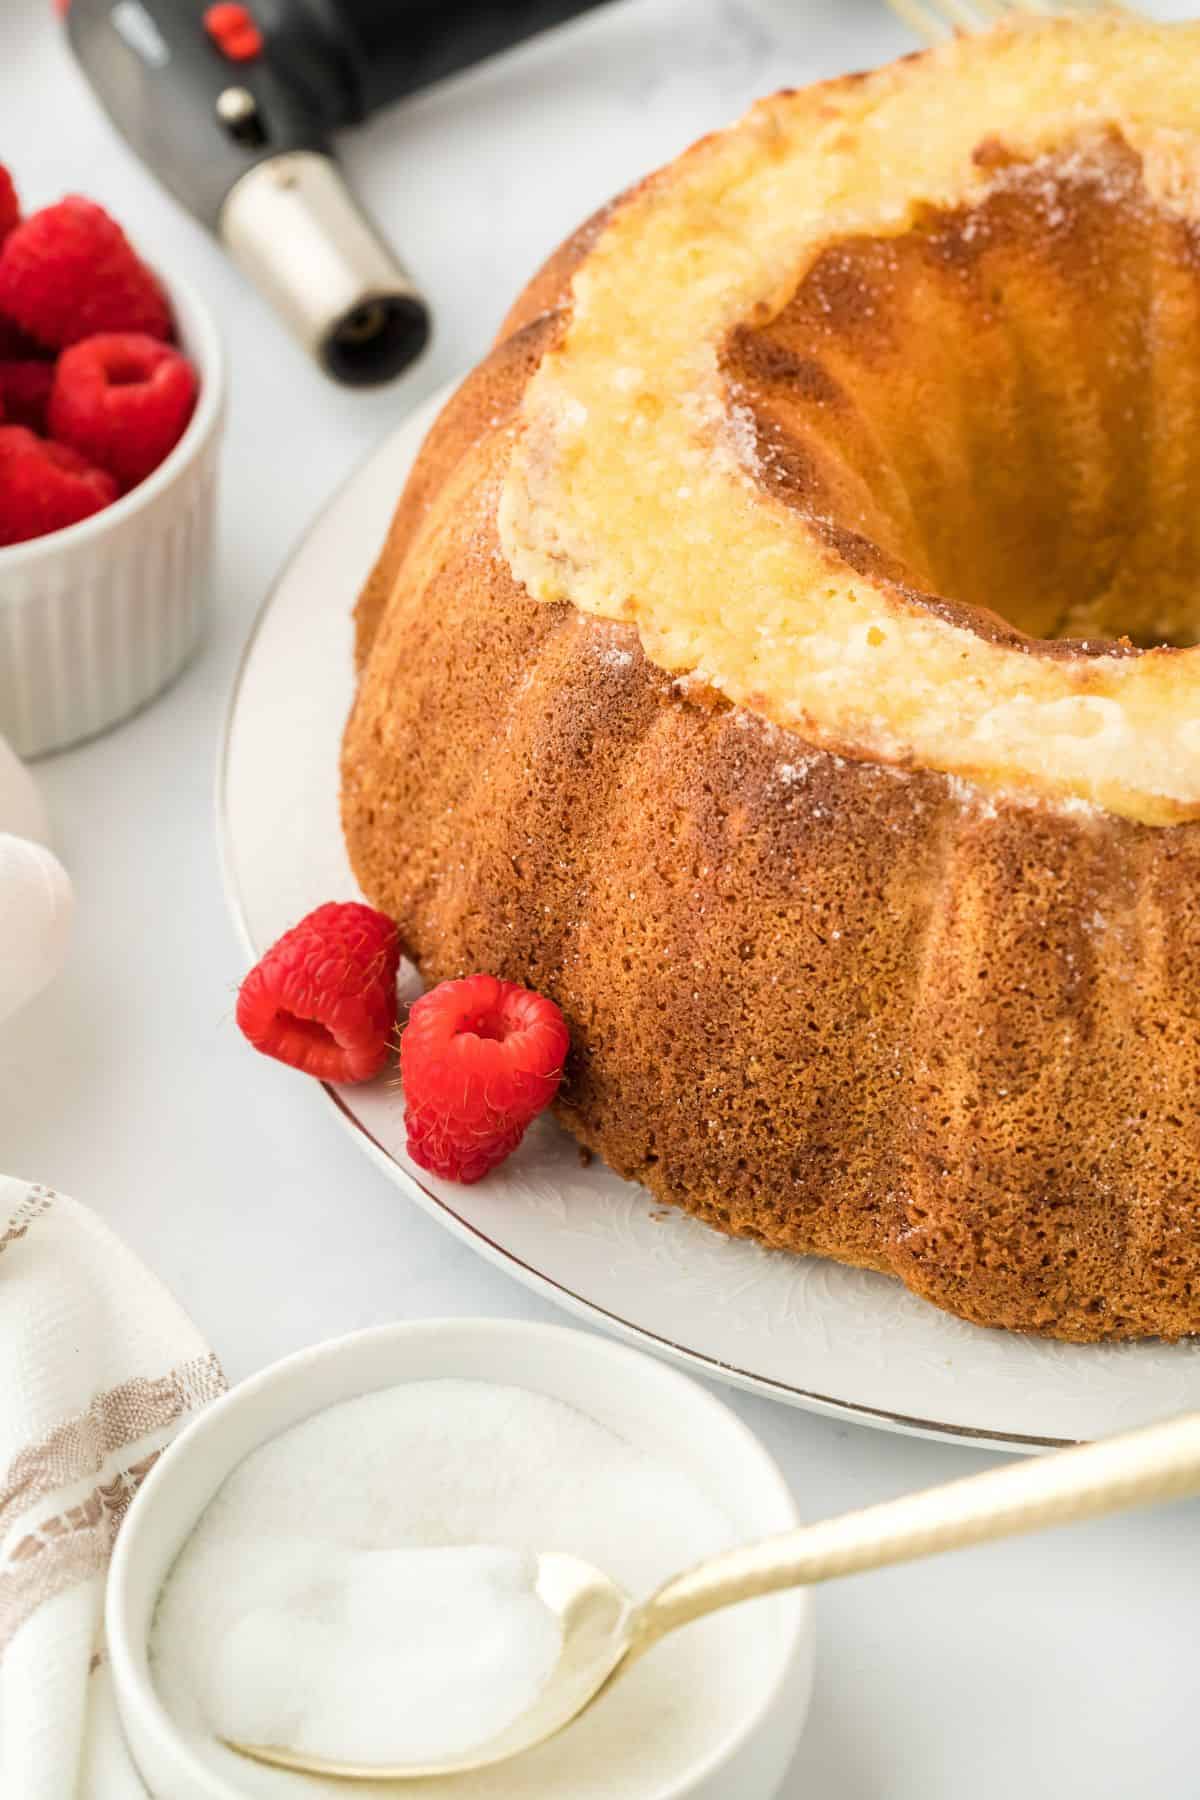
[219,150,430,386]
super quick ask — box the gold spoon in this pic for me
[229,1410,1200,1782]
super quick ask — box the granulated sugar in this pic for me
[201,1542,562,1766]
[150,1379,766,1798]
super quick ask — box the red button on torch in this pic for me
[203,3,264,63]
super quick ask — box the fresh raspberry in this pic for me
[49,333,198,491]
[400,974,569,1183]
[0,426,117,545]
[0,198,171,350]
[0,166,19,245]
[0,315,47,360]
[0,360,53,433]
[236,901,402,1084]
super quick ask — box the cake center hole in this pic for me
[721,130,1200,650]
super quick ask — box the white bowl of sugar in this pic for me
[107,1318,814,1800]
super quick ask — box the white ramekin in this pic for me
[107,1319,815,1800]
[0,275,224,758]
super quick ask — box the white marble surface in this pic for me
[1,1,1197,1795]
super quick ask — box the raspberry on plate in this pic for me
[237,901,402,1084]
[0,425,118,546]
[49,333,198,491]
[400,973,570,1184]
[0,360,53,433]
[0,165,19,244]
[0,197,172,349]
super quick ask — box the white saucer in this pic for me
[219,385,1200,1451]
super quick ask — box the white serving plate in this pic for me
[218,385,1200,1452]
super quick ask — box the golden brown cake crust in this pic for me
[343,27,1200,1343]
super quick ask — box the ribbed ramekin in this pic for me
[0,276,224,758]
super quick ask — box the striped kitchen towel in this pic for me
[0,1177,225,1798]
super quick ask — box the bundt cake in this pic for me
[342,13,1200,1342]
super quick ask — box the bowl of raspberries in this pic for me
[0,162,224,757]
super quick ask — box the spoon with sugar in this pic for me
[229,1409,1200,1781]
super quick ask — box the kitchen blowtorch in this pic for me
[64,0,612,385]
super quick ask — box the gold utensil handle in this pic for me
[632,1413,1200,1656]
